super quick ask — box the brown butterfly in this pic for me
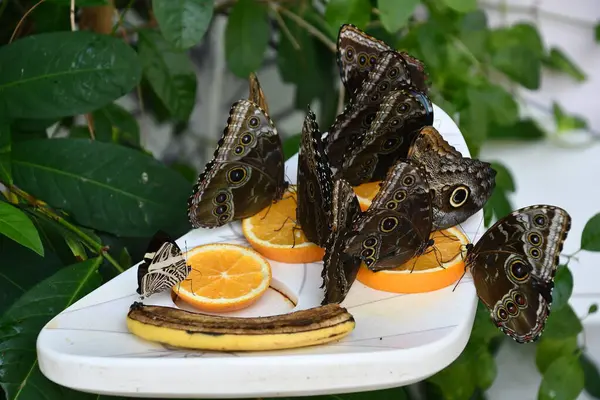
[336,24,429,96]
[407,126,496,230]
[466,205,571,343]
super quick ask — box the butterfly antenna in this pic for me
[451,268,467,292]
[472,213,485,244]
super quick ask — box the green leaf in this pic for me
[91,103,140,146]
[536,336,579,374]
[544,48,586,82]
[488,118,546,141]
[553,102,587,133]
[580,353,600,399]
[484,189,513,225]
[283,134,301,160]
[137,29,197,121]
[581,213,600,251]
[459,87,489,157]
[490,162,515,192]
[443,0,477,13]
[484,84,519,126]
[589,304,598,315]
[225,0,270,78]
[474,349,497,390]
[458,10,489,59]
[65,236,87,261]
[325,0,371,33]
[538,356,584,400]
[0,202,43,256]
[552,266,574,311]
[119,246,132,269]
[300,387,409,400]
[48,0,109,4]
[544,304,583,339]
[0,120,10,184]
[12,138,191,237]
[0,257,103,399]
[30,2,70,33]
[0,31,141,119]
[170,162,198,183]
[490,24,543,89]
[596,24,600,42]
[153,0,214,49]
[377,0,419,33]
[428,343,477,399]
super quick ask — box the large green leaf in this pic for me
[543,304,583,339]
[0,202,43,256]
[153,0,214,49]
[488,119,545,141]
[325,0,371,33]
[225,0,270,78]
[580,353,600,399]
[137,29,197,121]
[12,139,191,237]
[535,335,579,374]
[582,213,600,252]
[490,161,515,192]
[538,356,584,400]
[443,0,477,12]
[377,0,419,33]
[0,257,103,399]
[552,266,574,311]
[0,121,10,184]
[0,31,141,119]
[459,87,489,157]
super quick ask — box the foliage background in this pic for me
[1,0,600,399]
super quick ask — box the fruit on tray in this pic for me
[352,181,382,211]
[126,302,355,351]
[173,243,271,313]
[356,226,469,293]
[242,187,325,263]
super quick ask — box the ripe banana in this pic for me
[126,302,355,351]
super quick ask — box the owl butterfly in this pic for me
[248,72,269,114]
[340,88,434,186]
[466,205,571,343]
[137,231,191,299]
[187,98,287,228]
[296,107,334,247]
[407,126,496,230]
[326,50,419,172]
[344,160,435,271]
[321,179,362,305]
[336,23,429,97]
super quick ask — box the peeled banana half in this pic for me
[126,302,355,352]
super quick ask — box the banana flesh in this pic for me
[126,302,355,351]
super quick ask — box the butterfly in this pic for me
[344,159,435,271]
[136,231,191,299]
[407,126,496,230]
[321,178,363,305]
[465,205,571,343]
[336,24,429,96]
[296,106,334,247]
[326,50,421,174]
[339,88,434,186]
[187,93,287,228]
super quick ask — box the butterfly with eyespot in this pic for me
[336,24,429,97]
[321,178,363,305]
[136,230,191,299]
[326,50,429,175]
[296,106,334,247]
[407,126,496,230]
[339,88,434,186]
[465,205,571,343]
[344,159,436,271]
[187,76,287,228]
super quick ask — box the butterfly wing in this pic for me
[341,88,434,185]
[248,72,269,114]
[467,205,571,342]
[345,160,433,271]
[408,126,496,230]
[296,107,334,247]
[321,179,362,305]
[336,24,429,94]
[327,51,412,171]
[137,231,191,299]
[187,99,286,228]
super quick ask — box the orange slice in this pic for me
[356,227,470,293]
[353,181,382,211]
[242,187,325,263]
[173,243,271,313]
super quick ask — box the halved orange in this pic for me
[356,227,470,293]
[242,187,325,263]
[353,181,382,211]
[173,243,271,313]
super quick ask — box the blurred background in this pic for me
[1,0,600,398]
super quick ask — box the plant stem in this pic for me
[111,0,135,35]
[7,184,125,274]
[274,4,336,53]
[8,0,45,43]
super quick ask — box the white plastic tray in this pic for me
[37,104,482,398]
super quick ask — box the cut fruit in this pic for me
[173,243,271,313]
[356,227,470,294]
[242,187,325,263]
[353,181,382,211]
